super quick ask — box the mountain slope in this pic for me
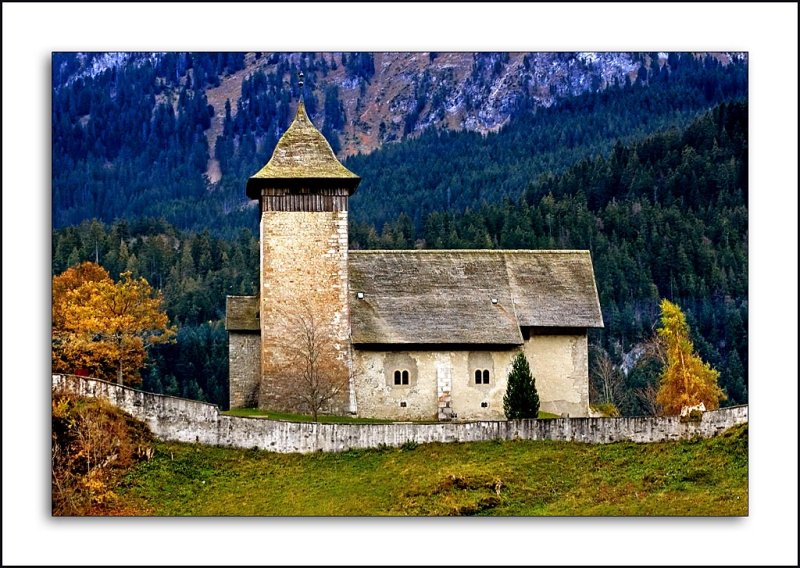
[52,52,747,233]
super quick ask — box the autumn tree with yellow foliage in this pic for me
[52,262,176,386]
[52,262,114,378]
[656,299,725,415]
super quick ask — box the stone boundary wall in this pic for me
[53,374,749,454]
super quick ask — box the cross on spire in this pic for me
[298,70,305,104]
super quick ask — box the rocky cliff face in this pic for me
[213,52,643,157]
[54,51,744,172]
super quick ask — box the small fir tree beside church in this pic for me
[503,353,540,419]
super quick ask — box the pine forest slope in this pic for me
[52,51,746,233]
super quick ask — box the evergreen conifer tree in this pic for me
[503,352,540,419]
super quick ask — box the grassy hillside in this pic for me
[116,424,747,516]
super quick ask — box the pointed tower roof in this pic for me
[246,100,360,199]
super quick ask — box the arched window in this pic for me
[394,370,410,386]
[475,369,490,384]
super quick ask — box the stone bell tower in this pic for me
[244,75,360,412]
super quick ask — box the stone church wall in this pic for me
[228,332,261,409]
[352,333,589,421]
[53,374,749,454]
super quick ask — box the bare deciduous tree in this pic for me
[632,334,666,416]
[590,346,622,406]
[277,303,350,421]
[635,382,663,417]
[641,333,666,366]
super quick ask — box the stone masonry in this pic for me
[228,332,260,408]
[436,354,455,421]
[258,209,351,413]
[55,374,749,455]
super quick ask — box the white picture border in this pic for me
[3,2,797,566]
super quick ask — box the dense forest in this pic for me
[52,52,748,414]
[216,52,747,231]
[52,53,246,231]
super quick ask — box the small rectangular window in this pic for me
[400,401,407,408]
[481,402,488,408]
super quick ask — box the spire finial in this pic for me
[297,70,305,105]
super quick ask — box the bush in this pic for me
[590,403,621,417]
[679,409,704,423]
[503,353,540,419]
[52,388,153,515]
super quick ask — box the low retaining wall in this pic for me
[53,374,748,454]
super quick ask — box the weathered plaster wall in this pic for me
[450,350,508,420]
[354,351,438,421]
[353,334,588,421]
[228,332,261,409]
[523,333,589,417]
[258,209,351,413]
[352,349,514,421]
[53,375,749,454]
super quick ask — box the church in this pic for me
[226,91,603,421]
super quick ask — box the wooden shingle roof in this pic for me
[503,251,604,328]
[246,100,360,199]
[349,250,603,345]
[226,251,603,341]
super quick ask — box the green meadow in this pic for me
[117,424,747,516]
